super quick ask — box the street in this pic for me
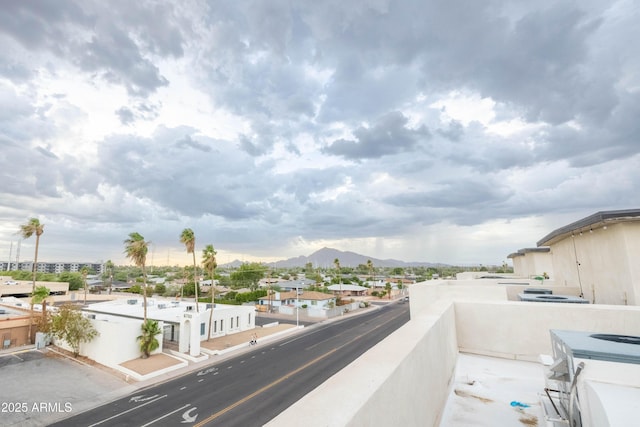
[50,301,410,427]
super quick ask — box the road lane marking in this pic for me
[196,310,407,427]
[140,404,191,427]
[193,348,338,427]
[88,394,168,426]
[181,407,198,423]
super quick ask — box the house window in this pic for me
[248,313,251,324]
[311,300,317,305]
[221,319,224,331]
[236,316,239,328]
[231,317,234,328]
[214,320,217,333]
[200,323,205,336]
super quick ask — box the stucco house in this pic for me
[327,284,369,296]
[536,208,640,305]
[81,298,256,363]
[258,291,336,310]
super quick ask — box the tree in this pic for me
[230,263,267,290]
[202,244,217,341]
[385,282,392,300]
[50,303,99,357]
[180,228,199,312]
[32,285,50,333]
[104,260,114,294]
[19,217,45,344]
[334,258,342,293]
[367,259,374,282]
[392,267,404,276]
[124,232,150,321]
[137,319,162,358]
[81,266,89,305]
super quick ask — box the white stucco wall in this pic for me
[54,316,162,367]
[454,300,640,361]
[524,251,554,278]
[549,222,640,305]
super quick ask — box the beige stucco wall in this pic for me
[455,300,640,361]
[511,255,525,276]
[510,251,553,278]
[549,222,640,305]
[524,251,554,278]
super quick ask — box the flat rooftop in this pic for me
[440,353,545,426]
[84,297,252,324]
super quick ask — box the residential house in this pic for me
[327,284,368,296]
[258,291,336,310]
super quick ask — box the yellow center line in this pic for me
[194,309,406,427]
[193,348,338,427]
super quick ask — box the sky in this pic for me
[1,1,639,267]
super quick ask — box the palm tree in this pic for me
[180,228,199,312]
[202,244,217,341]
[81,266,89,305]
[124,232,149,321]
[367,259,374,283]
[32,285,50,336]
[137,319,162,358]
[334,258,342,296]
[19,217,44,344]
[105,260,114,294]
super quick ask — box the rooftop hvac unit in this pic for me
[157,304,166,309]
[523,288,552,295]
[518,294,588,303]
[541,330,640,426]
[127,299,137,305]
[87,314,96,319]
[185,305,193,311]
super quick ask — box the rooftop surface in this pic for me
[440,353,545,426]
[83,297,250,323]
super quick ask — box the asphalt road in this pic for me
[50,302,410,427]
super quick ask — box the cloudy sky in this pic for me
[1,1,638,267]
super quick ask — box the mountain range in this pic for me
[222,247,444,269]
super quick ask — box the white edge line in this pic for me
[88,394,168,427]
[140,403,191,427]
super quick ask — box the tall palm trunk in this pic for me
[142,262,148,321]
[207,265,215,341]
[192,252,199,312]
[28,234,40,344]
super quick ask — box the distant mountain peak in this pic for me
[219,248,442,268]
[271,247,440,268]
